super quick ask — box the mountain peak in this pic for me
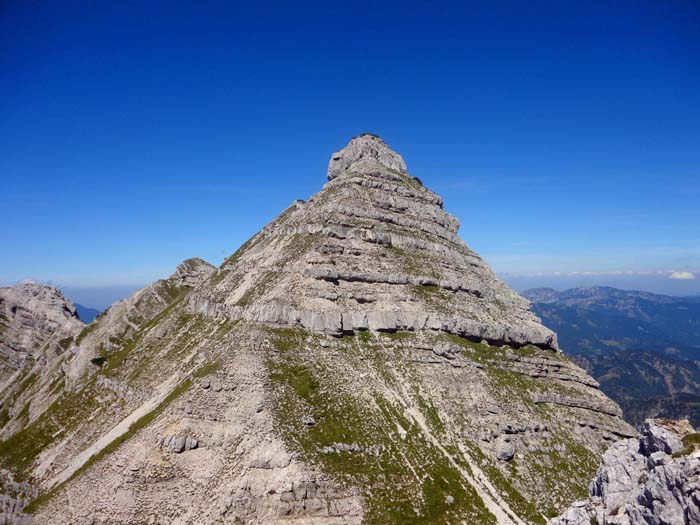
[198,136,558,350]
[327,134,407,181]
[170,257,215,287]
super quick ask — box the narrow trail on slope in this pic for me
[47,372,181,489]
[391,376,527,525]
[46,343,207,490]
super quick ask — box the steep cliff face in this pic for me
[0,136,634,524]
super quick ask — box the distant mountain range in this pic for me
[75,303,101,323]
[524,286,700,427]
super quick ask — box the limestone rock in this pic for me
[170,257,216,287]
[327,134,407,181]
[159,434,199,454]
[495,438,515,461]
[0,282,84,382]
[194,134,559,351]
[551,419,700,525]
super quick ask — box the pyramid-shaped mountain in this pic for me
[0,136,634,525]
[192,134,557,349]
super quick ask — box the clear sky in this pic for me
[2,1,699,306]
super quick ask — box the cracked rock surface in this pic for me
[551,419,700,525]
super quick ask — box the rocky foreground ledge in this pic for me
[551,419,700,525]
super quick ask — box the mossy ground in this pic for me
[672,432,700,457]
[0,380,104,482]
[512,436,598,516]
[443,334,601,512]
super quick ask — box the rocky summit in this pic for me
[0,135,638,524]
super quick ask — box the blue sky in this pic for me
[2,1,699,306]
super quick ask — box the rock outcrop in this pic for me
[0,135,635,524]
[551,419,700,525]
[0,282,84,384]
[0,284,84,525]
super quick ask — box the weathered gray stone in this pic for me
[159,434,199,454]
[495,438,515,461]
[0,282,85,381]
[327,134,407,181]
[551,418,700,525]
[432,343,460,360]
[187,135,559,352]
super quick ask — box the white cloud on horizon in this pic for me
[669,271,696,280]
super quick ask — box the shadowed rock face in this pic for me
[0,137,635,525]
[192,134,558,350]
[551,419,700,525]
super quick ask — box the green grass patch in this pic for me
[193,360,222,378]
[0,408,10,428]
[13,371,39,401]
[410,284,452,312]
[265,343,496,524]
[57,337,73,352]
[378,331,414,341]
[511,434,598,516]
[672,432,700,457]
[267,327,309,352]
[0,382,101,481]
[483,462,546,524]
[390,246,441,279]
[414,392,445,434]
[75,322,98,345]
[96,289,192,377]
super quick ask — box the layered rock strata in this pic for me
[192,134,557,350]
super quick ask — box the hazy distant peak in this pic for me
[521,287,560,303]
